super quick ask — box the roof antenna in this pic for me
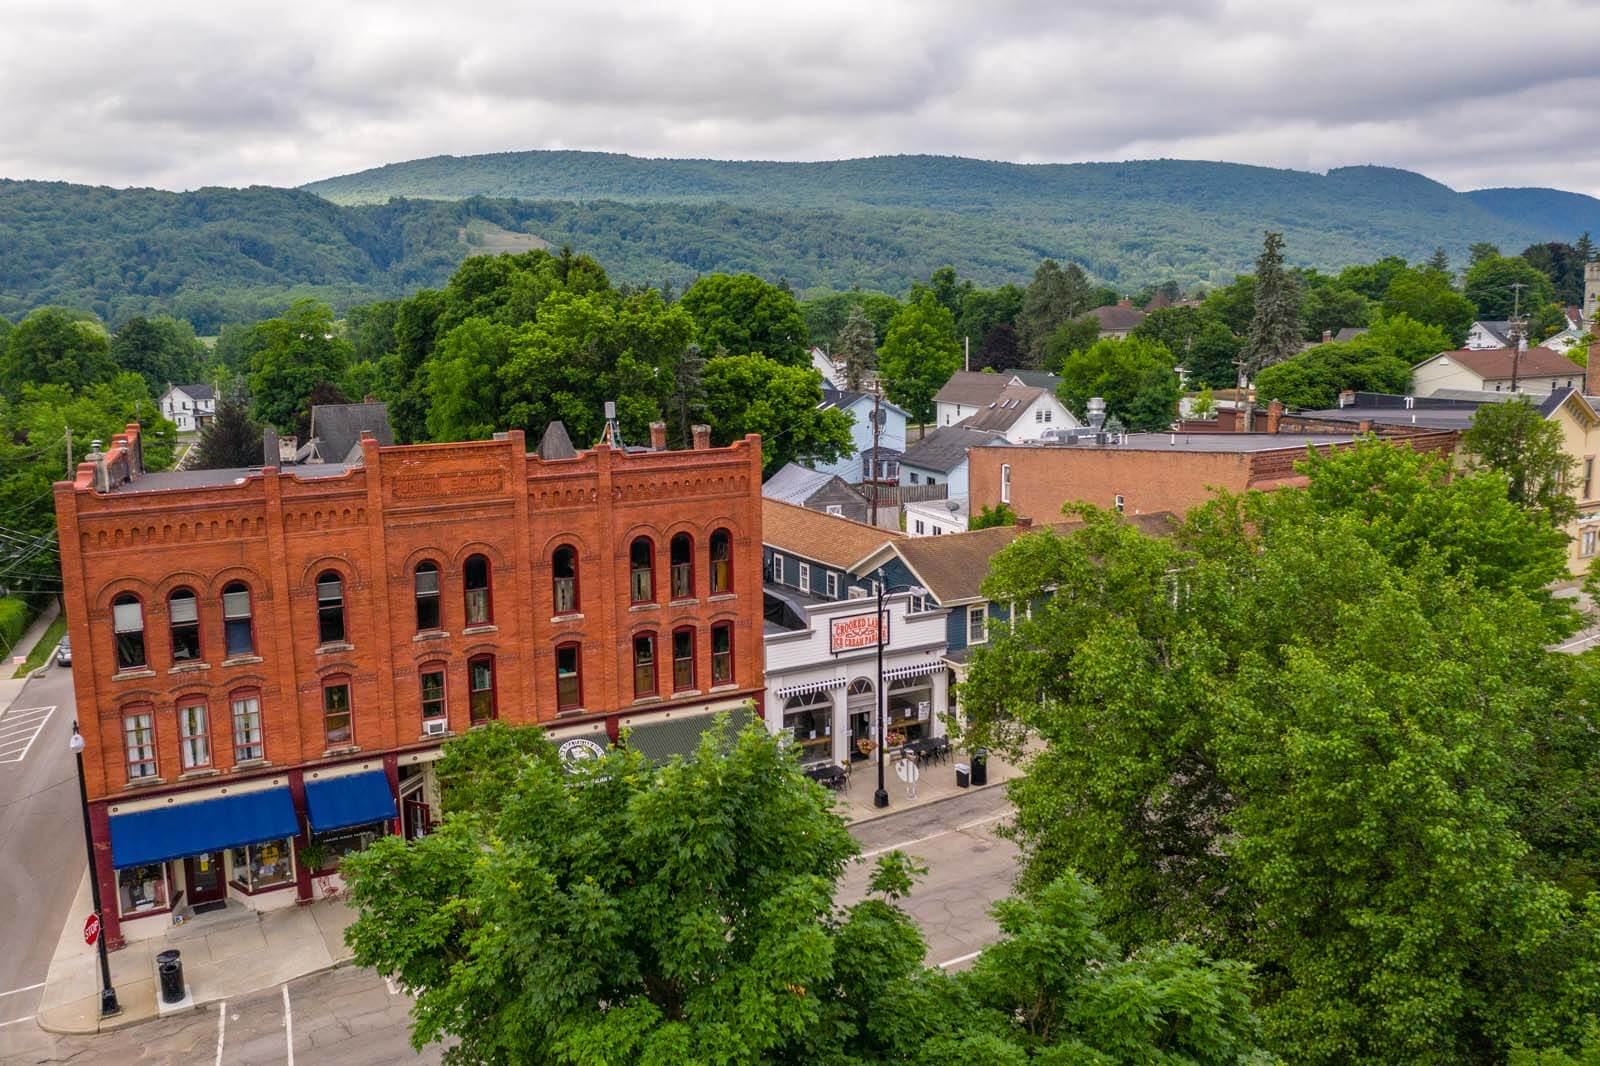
[600,400,623,448]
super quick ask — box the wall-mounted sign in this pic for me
[830,611,888,654]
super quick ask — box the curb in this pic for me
[34,957,359,1036]
[845,777,1012,829]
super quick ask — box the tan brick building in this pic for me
[56,423,764,948]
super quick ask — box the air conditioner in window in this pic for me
[423,719,447,737]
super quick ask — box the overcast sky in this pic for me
[4,0,1598,196]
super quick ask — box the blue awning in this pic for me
[304,770,397,833]
[109,787,298,869]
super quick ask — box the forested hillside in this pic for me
[4,155,1599,331]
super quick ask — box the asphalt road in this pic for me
[0,744,1017,1064]
[0,662,86,1034]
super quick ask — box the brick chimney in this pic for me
[649,421,667,450]
[691,424,712,450]
[1266,399,1283,434]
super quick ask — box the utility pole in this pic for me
[65,426,72,477]
[1510,282,1528,394]
[964,335,970,373]
[868,382,882,528]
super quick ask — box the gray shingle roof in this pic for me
[763,463,836,504]
[308,402,393,462]
[899,426,1005,473]
[538,422,578,460]
[933,371,1013,407]
[958,385,1047,432]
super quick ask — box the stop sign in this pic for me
[83,913,99,946]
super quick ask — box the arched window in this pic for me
[316,571,345,645]
[672,627,696,691]
[112,594,146,670]
[630,538,655,604]
[168,588,201,663]
[468,655,497,723]
[709,529,733,595]
[556,643,583,711]
[552,546,579,615]
[711,622,734,686]
[464,555,492,626]
[414,562,441,632]
[632,632,657,698]
[670,533,694,600]
[222,582,254,657]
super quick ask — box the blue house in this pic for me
[809,387,908,485]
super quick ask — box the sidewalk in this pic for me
[0,598,60,711]
[36,871,357,1035]
[838,745,1025,825]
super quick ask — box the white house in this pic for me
[1411,347,1584,397]
[904,496,968,536]
[955,384,1078,444]
[1464,321,1517,350]
[809,386,908,485]
[1543,328,1588,357]
[932,370,1070,430]
[809,346,847,390]
[159,384,216,433]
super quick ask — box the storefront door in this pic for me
[847,678,876,762]
[403,799,431,841]
[184,851,227,906]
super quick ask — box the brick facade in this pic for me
[56,424,765,947]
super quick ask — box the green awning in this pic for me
[624,708,753,765]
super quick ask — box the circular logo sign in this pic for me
[559,737,607,772]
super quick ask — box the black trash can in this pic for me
[955,763,970,788]
[156,949,184,1004]
[971,749,988,787]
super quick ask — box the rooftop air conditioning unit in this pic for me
[847,587,870,600]
[423,719,447,737]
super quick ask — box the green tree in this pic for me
[701,354,853,475]
[969,503,1016,530]
[0,307,116,401]
[955,284,1024,354]
[246,300,353,433]
[425,317,514,441]
[1018,260,1092,360]
[680,273,809,366]
[960,442,1599,1062]
[665,342,708,450]
[1462,395,1579,527]
[835,303,877,391]
[1242,231,1302,382]
[190,390,264,470]
[1470,242,1502,268]
[1190,384,1216,419]
[1380,267,1476,347]
[1427,246,1450,273]
[110,315,208,394]
[1200,274,1255,335]
[1040,315,1103,374]
[1465,254,1557,320]
[1133,307,1242,388]
[1299,279,1371,341]
[1577,232,1595,264]
[878,292,961,430]
[1252,315,1443,410]
[1055,336,1181,431]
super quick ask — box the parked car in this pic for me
[55,635,70,666]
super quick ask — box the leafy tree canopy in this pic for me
[1379,266,1476,346]
[247,299,353,433]
[110,315,208,395]
[1462,394,1580,527]
[190,390,264,470]
[1465,254,1557,320]
[0,306,116,402]
[701,353,854,476]
[878,292,962,427]
[1055,336,1182,431]
[680,273,810,367]
[1132,307,1242,389]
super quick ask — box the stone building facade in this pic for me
[56,423,765,948]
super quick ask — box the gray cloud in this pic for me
[2,0,1597,198]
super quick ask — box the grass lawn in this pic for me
[12,615,66,678]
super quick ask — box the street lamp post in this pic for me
[872,570,924,810]
[70,722,120,1018]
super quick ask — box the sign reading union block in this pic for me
[392,468,505,500]
[830,611,889,654]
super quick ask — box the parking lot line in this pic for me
[0,705,54,764]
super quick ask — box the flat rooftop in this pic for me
[1297,408,1477,430]
[107,463,357,493]
[981,432,1358,454]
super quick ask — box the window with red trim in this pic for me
[710,529,733,595]
[633,632,657,698]
[168,588,201,663]
[630,538,655,603]
[468,655,496,723]
[552,545,579,614]
[711,622,734,686]
[323,680,352,746]
[464,555,492,626]
[670,533,694,600]
[231,691,263,762]
[414,562,441,631]
[556,643,582,711]
[177,699,210,769]
[222,582,255,657]
[672,627,695,691]
[124,708,156,780]
[113,594,146,670]
[420,665,446,721]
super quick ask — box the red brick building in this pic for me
[55,422,764,948]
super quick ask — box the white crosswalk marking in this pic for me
[0,705,55,764]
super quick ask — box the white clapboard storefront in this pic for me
[763,592,949,768]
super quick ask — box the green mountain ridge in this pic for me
[3,153,1597,331]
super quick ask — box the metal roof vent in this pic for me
[1086,398,1107,431]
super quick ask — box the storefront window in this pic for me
[117,863,168,915]
[783,690,834,765]
[229,838,295,891]
[887,675,933,743]
[309,821,387,868]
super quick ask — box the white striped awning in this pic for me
[773,676,848,700]
[883,660,946,682]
